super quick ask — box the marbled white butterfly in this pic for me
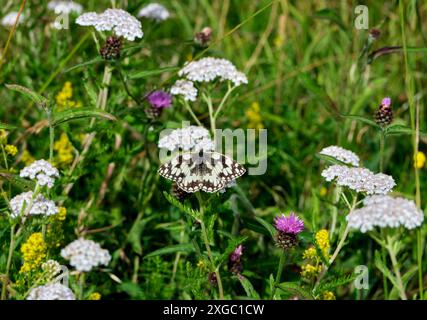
[158,150,246,193]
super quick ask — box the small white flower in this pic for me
[170,79,198,101]
[10,191,58,219]
[42,260,62,279]
[138,3,170,22]
[319,145,360,166]
[20,159,59,188]
[321,165,395,195]
[48,1,83,15]
[178,57,248,87]
[2,12,24,27]
[61,238,111,272]
[346,195,424,232]
[76,8,143,41]
[27,283,75,300]
[158,126,214,152]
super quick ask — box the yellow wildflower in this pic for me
[21,149,35,166]
[55,81,81,111]
[274,35,284,48]
[245,102,264,130]
[5,144,18,156]
[321,291,336,300]
[0,129,7,143]
[319,187,328,197]
[19,233,47,274]
[196,260,205,269]
[300,263,321,279]
[88,292,102,300]
[302,247,317,260]
[315,229,330,259]
[57,206,67,221]
[414,151,426,169]
[54,132,74,167]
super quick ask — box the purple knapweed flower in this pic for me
[147,90,172,109]
[274,213,304,235]
[381,97,391,107]
[230,245,243,262]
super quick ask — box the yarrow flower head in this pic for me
[27,283,75,300]
[20,159,59,188]
[319,146,360,166]
[76,9,143,41]
[158,126,214,152]
[321,165,395,195]
[10,191,58,219]
[2,12,24,27]
[41,260,62,280]
[170,80,198,102]
[346,195,424,233]
[138,3,170,22]
[178,57,248,87]
[48,1,83,14]
[274,213,304,250]
[61,238,111,272]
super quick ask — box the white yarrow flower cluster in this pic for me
[27,283,75,300]
[2,12,24,27]
[10,191,58,219]
[20,159,59,188]
[178,57,248,87]
[61,238,111,272]
[138,3,170,21]
[42,260,62,279]
[346,195,424,232]
[319,145,360,166]
[48,1,83,14]
[170,79,198,101]
[321,165,395,195]
[76,8,143,41]
[158,126,215,152]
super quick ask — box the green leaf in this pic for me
[119,282,145,299]
[0,122,16,130]
[236,276,260,299]
[0,171,36,191]
[163,192,201,220]
[341,114,380,128]
[253,216,276,239]
[276,282,314,300]
[127,217,154,255]
[374,250,399,289]
[385,124,427,137]
[5,84,48,107]
[51,108,116,127]
[389,266,417,300]
[313,9,346,30]
[144,243,194,259]
[63,57,104,73]
[314,272,357,294]
[128,66,179,79]
[241,217,272,237]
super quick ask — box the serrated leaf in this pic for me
[236,276,260,299]
[315,272,357,294]
[374,250,399,289]
[128,66,179,79]
[144,243,194,259]
[385,124,427,137]
[276,282,314,300]
[163,192,201,220]
[63,57,104,73]
[389,266,417,300]
[51,108,116,127]
[6,84,48,106]
[342,114,380,128]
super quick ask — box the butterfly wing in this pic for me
[209,152,246,182]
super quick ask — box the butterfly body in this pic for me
[158,151,245,193]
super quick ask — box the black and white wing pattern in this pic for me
[158,151,246,193]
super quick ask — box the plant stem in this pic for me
[1,225,16,300]
[183,100,203,127]
[379,129,385,173]
[270,250,286,299]
[48,110,55,163]
[386,237,407,300]
[213,83,235,119]
[78,272,86,300]
[196,193,224,299]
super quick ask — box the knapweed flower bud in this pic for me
[208,272,217,286]
[375,97,393,127]
[274,213,304,250]
[100,35,123,60]
[145,90,172,118]
[368,28,381,42]
[194,27,212,47]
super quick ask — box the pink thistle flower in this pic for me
[147,90,172,109]
[230,245,243,262]
[381,97,391,107]
[274,213,304,235]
